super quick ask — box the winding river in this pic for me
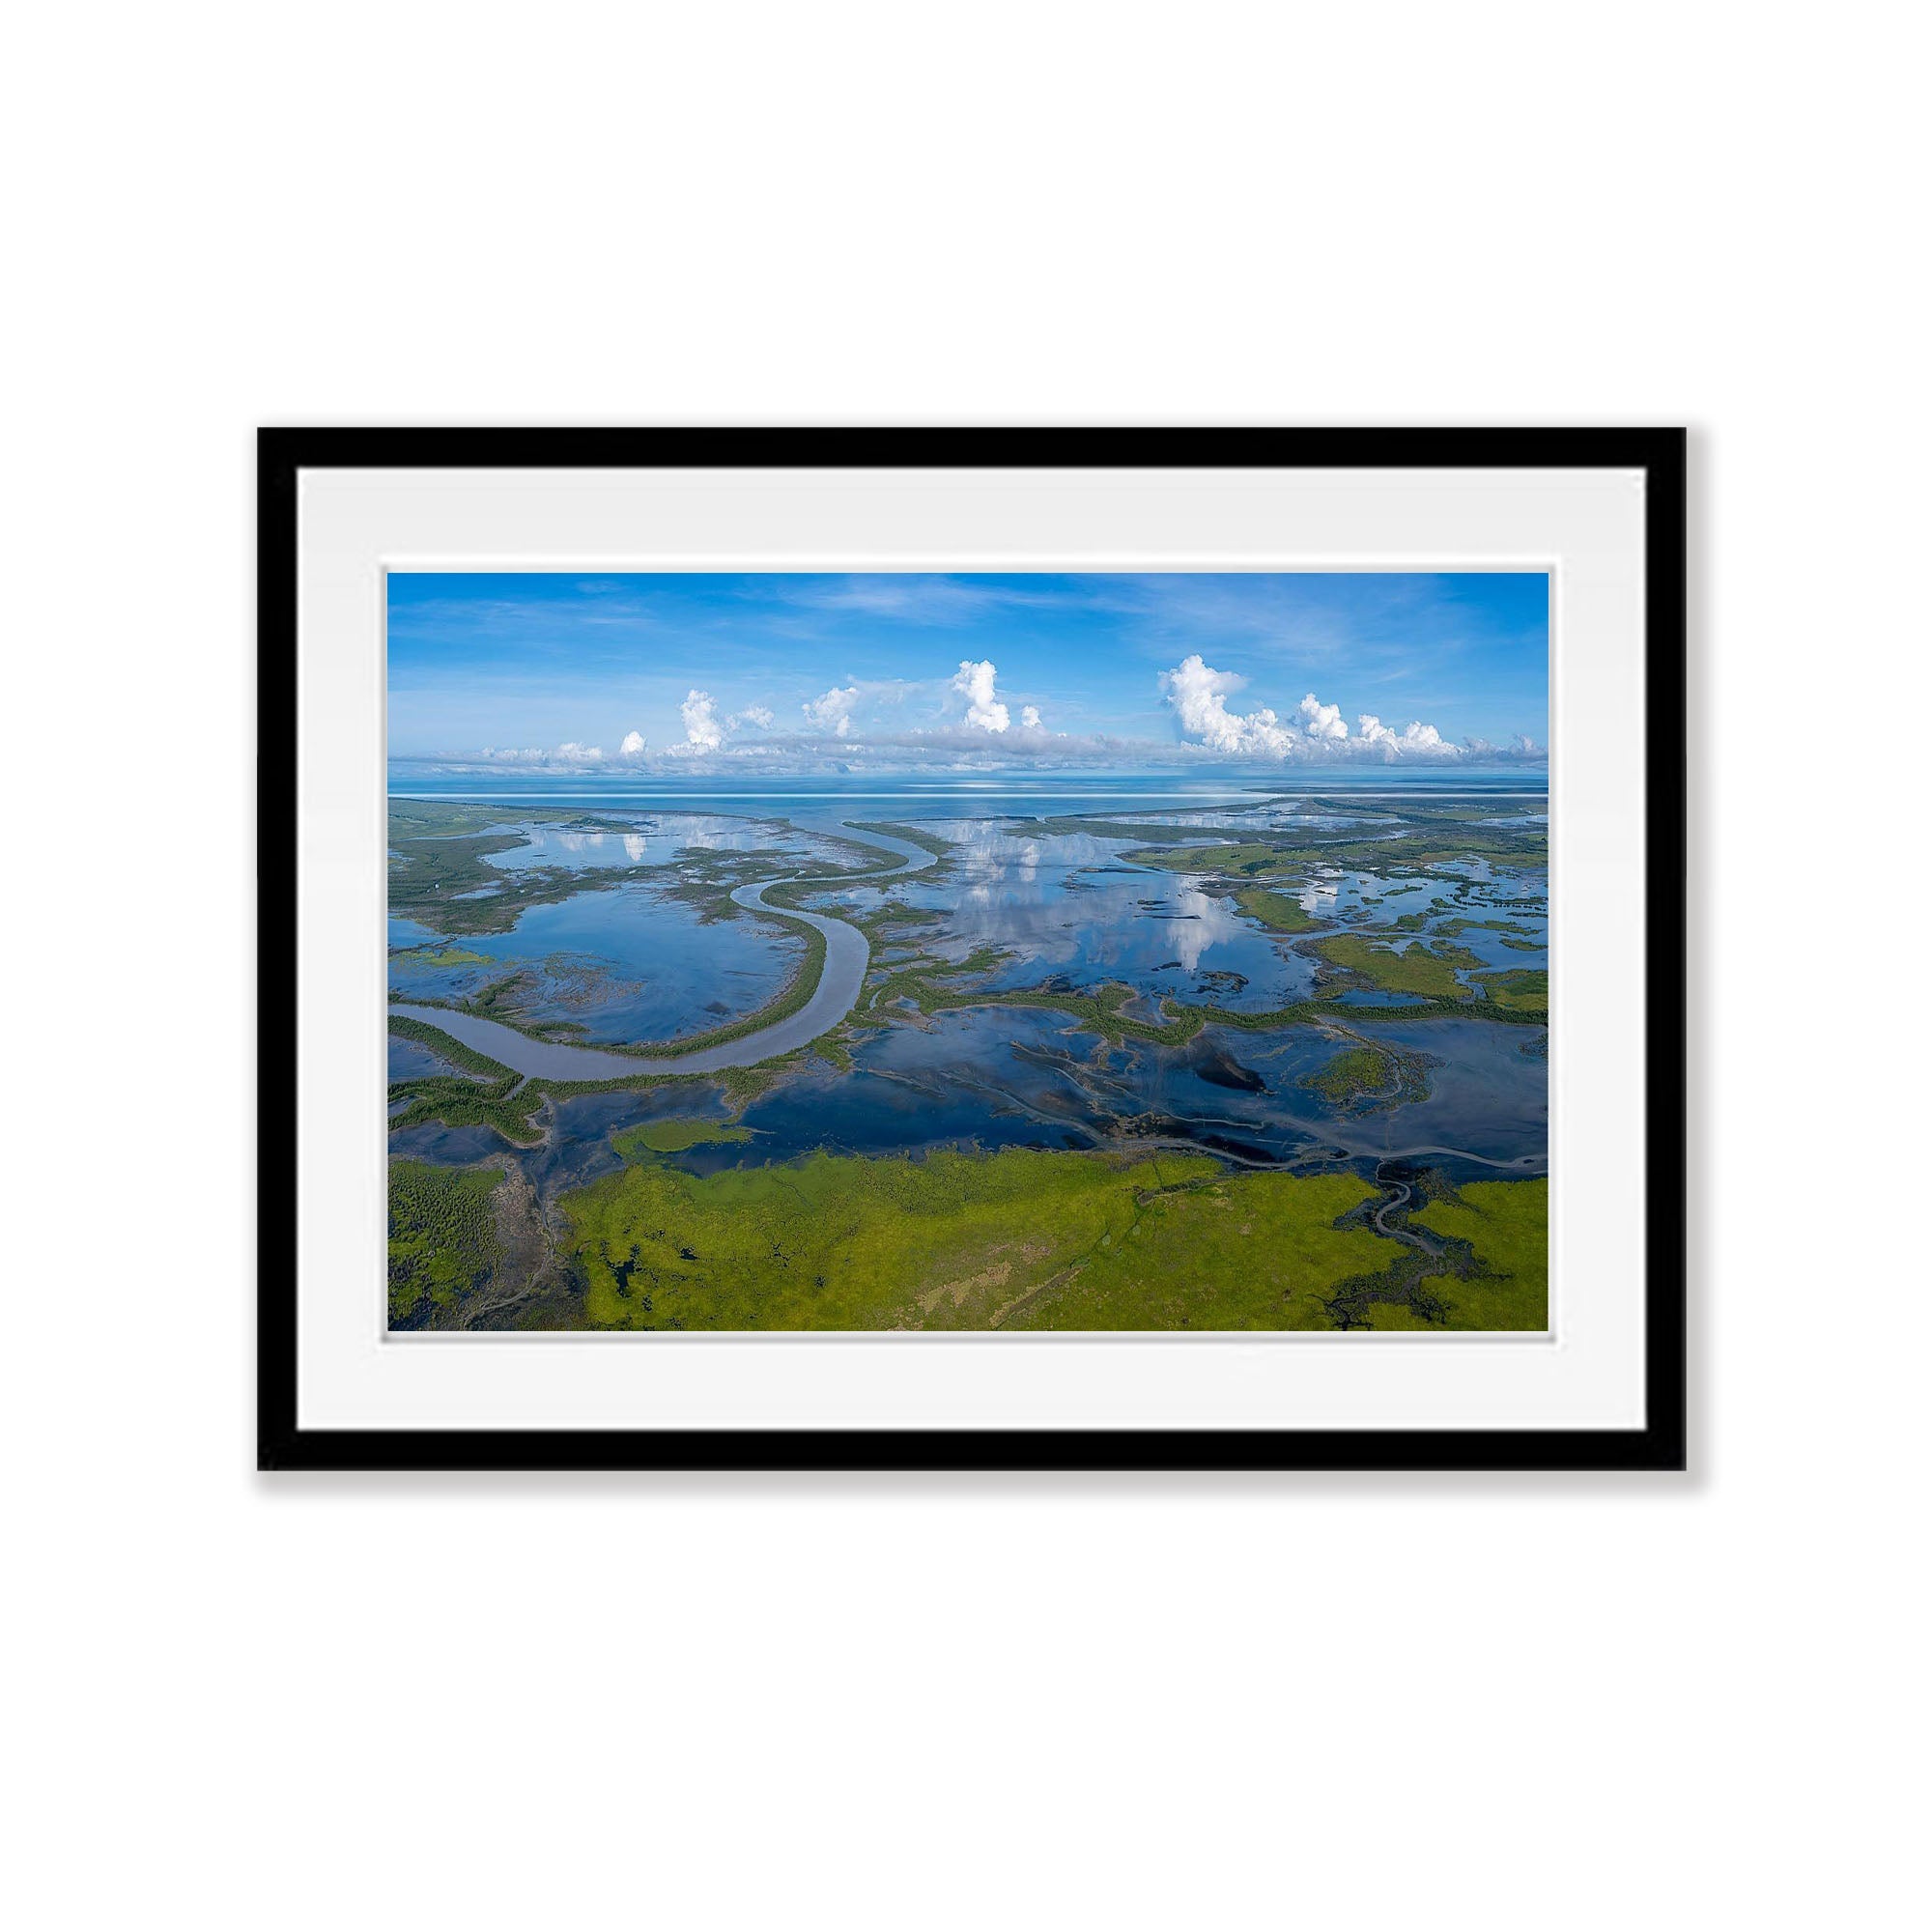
[389,819,935,1080]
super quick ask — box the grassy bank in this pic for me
[388,1012,515,1080]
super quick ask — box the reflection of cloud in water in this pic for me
[926,819,1137,874]
[488,812,848,871]
[1172,886,1240,972]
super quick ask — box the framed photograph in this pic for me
[260,428,1685,1471]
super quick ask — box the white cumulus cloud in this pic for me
[728,704,776,731]
[1160,656,1463,761]
[1020,704,1043,730]
[554,741,605,763]
[1297,693,1349,741]
[952,659,1010,733]
[1357,713,1461,759]
[618,729,646,757]
[1158,655,1298,756]
[680,690,723,752]
[803,685,861,737]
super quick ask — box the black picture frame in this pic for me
[259,427,1686,1473]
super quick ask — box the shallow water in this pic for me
[389,883,804,1044]
[388,781,1548,1192]
[486,812,862,873]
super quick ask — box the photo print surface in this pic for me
[385,571,1549,1333]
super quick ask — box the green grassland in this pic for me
[1312,933,1482,1001]
[390,943,491,969]
[1475,968,1549,1013]
[1134,840,1289,876]
[555,1146,1406,1331]
[552,1146,1548,1331]
[1233,885,1320,931]
[1302,1046,1394,1106]
[1407,1179,1549,1329]
[388,1160,504,1325]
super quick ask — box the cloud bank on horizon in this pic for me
[390,571,1547,773]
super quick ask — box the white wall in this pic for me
[7,5,1922,1927]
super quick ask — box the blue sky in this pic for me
[387,572,1547,770]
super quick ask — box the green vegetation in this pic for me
[551,1142,1547,1332]
[386,801,691,937]
[387,1014,514,1080]
[388,1161,503,1325]
[612,1119,754,1158]
[811,1031,855,1072]
[391,943,491,968]
[853,901,945,938]
[1130,821,1547,881]
[843,819,957,862]
[1025,1169,1396,1330]
[388,800,639,839]
[1429,917,1527,938]
[1409,1179,1548,1329]
[849,933,1546,1057]
[388,1071,547,1145]
[1010,816,1264,845]
[860,944,1012,1019]
[386,800,515,838]
[1303,1047,1394,1106]
[1299,1032,1435,1114]
[388,1027,820,1148]
[602,911,825,1059]
[1476,968,1549,1014]
[1234,885,1320,932]
[1135,840,1292,876]
[1313,933,1482,1001]
[388,830,640,937]
[555,1146,1401,1331]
